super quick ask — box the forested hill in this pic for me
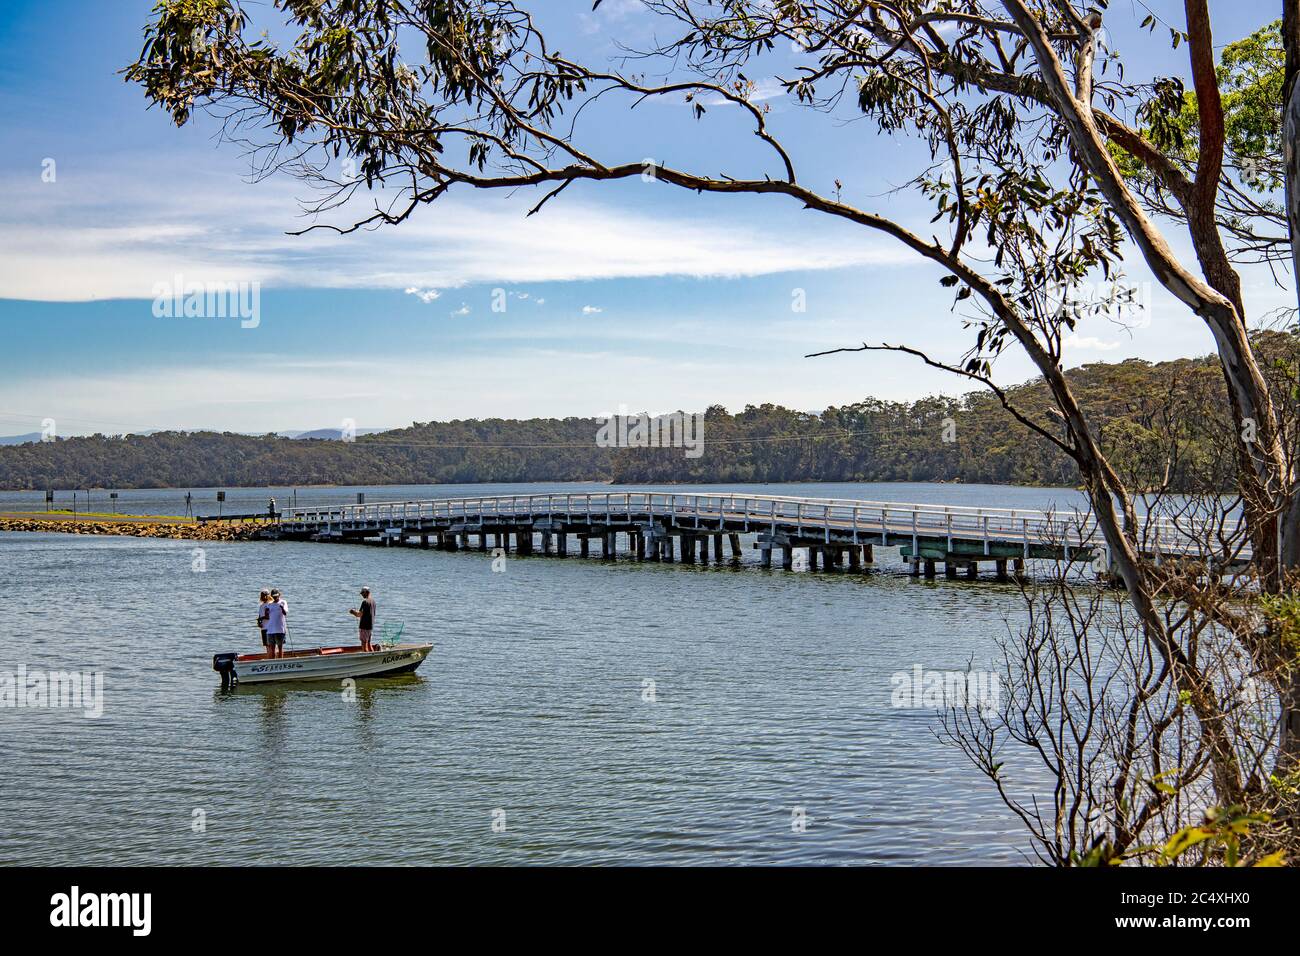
[1,336,1291,492]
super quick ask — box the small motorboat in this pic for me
[213,642,433,687]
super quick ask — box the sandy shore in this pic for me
[0,514,267,541]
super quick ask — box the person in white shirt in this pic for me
[262,588,288,657]
[256,589,270,650]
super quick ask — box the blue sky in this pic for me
[0,0,1290,436]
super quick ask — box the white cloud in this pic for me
[404,287,441,303]
[582,305,604,314]
[701,78,787,106]
[450,304,471,317]
[0,161,917,302]
[1064,334,1122,351]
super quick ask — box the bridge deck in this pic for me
[262,492,1246,579]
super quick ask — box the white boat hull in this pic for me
[214,643,433,685]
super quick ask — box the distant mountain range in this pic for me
[0,427,387,446]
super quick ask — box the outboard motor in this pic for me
[212,653,239,689]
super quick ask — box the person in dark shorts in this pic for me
[263,588,288,658]
[349,587,376,651]
[256,589,270,649]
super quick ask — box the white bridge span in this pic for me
[268,492,1245,580]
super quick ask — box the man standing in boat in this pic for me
[349,587,376,651]
[256,588,270,650]
[263,588,288,658]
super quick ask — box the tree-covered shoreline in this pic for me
[6,336,1290,492]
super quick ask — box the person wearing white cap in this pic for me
[263,588,288,658]
[349,587,376,651]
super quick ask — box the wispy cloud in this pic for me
[701,77,788,106]
[0,161,917,302]
[1064,334,1122,351]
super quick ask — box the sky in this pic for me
[0,0,1291,437]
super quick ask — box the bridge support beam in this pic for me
[995,558,1009,581]
[848,547,860,570]
[923,558,936,578]
[729,534,742,562]
[557,532,567,556]
[760,544,772,568]
[863,543,874,563]
[580,536,589,559]
[781,544,793,571]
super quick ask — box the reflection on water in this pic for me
[0,482,1065,865]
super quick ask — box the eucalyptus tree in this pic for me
[127,0,1299,847]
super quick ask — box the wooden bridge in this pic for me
[263,491,1240,581]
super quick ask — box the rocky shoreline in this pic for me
[0,516,268,541]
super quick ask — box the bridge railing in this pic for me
[279,491,1244,557]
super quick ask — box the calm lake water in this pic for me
[0,481,1083,865]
